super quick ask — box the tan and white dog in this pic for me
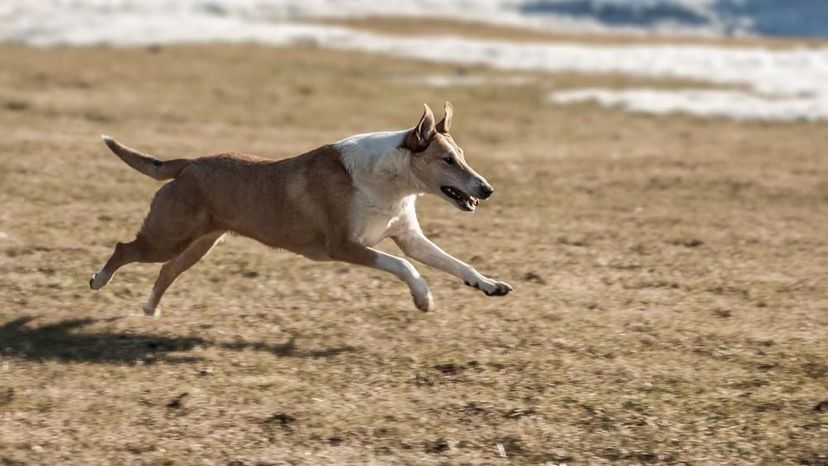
[90,102,512,315]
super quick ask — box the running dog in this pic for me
[90,102,512,315]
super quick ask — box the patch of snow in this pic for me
[549,88,828,121]
[393,74,532,87]
[3,0,828,38]
[348,34,828,121]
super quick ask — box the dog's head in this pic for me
[403,102,494,212]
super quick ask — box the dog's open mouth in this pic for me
[441,186,479,211]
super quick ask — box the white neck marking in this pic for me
[334,129,421,192]
[334,129,423,245]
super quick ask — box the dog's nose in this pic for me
[479,183,494,199]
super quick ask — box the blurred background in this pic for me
[3,0,828,121]
[1,1,826,465]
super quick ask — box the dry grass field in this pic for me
[0,26,827,465]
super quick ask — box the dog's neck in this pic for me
[334,129,424,198]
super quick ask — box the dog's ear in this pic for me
[436,101,453,134]
[404,103,436,152]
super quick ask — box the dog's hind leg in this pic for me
[142,231,225,317]
[89,236,178,290]
[90,181,211,291]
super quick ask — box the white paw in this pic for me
[89,271,111,290]
[413,291,434,312]
[142,303,161,317]
[466,277,513,297]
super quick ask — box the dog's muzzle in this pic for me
[478,183,494,200]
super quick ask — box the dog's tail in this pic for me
[101,135,190,180]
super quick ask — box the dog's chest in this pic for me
[351,194,416,246]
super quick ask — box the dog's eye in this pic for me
[443,157,455,165]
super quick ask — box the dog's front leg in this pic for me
[328,240,433,312]
[393,230,512,297]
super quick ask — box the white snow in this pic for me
[2,0,827,121]
[4,0,828,38]
[393,75,532,88]
[550,88,828,121]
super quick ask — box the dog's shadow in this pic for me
[0,316,357,365]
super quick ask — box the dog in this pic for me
[90,102,512,315]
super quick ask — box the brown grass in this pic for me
[0,41,826,465]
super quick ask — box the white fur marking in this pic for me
[353,194,416,246]
[142,290,162,317]
[334,129,425,246]
[374,252,431,310]
[90,269,111,290]
[334,129,411,179]
[395,229,478,283]
[334,129,407,157]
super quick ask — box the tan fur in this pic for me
[103,136,190,180]
[91,103,512,314]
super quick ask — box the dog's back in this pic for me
[179,147,354,258]
[103,138,355,259]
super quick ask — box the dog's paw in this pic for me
[412,291,434,312]
[89,271,110,290]
[142,303,161,318]
[466,278,513,297]
[483,280,513,296]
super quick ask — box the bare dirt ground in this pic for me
[0,33,826,465]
